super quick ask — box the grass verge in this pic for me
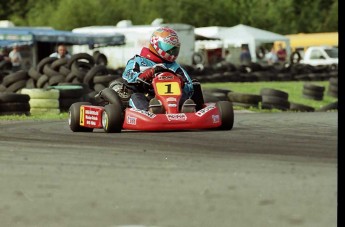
[202,81,337,111]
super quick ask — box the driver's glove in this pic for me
[138,68,155,82]
[138,64,168,82]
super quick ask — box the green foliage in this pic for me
[2,0,337,33]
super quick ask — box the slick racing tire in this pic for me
[216,101,234,130]
[102,104,123,133]
[100,88,124,110]
[68,102,94,132]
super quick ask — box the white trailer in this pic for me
[72,21,195,69]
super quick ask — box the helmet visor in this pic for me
[158,42,180,56]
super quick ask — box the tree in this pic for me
[3,0,338,34]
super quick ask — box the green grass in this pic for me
[202,81,337,112]
[0,81,338,120]
[0,112,69,120]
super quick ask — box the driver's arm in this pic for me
[122,56,143,83]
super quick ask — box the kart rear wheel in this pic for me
[102,104,123,133]
[68,102,94,132]
[216,101,234,130]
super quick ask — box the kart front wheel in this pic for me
[216,101,234,130]
[102,104,123,133]
[68,102,94,132]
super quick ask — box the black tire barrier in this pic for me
[228,92,262,109]
[260,88,289,111]
[316,101,338,112]
[289,102,315,112]
[59,65,71,76]
[6,80,27,93]
[0,93,31,116]
[0,102,30,116]
[302,83,325,101]
[71,61,93,80]
[0,93,30,103]
[26,78,36,89]
[228,92,262,104]
[66,53,95,69]
[203,88,232,101]
[28,67,42,80]
[260,88,289,100]
[2,70,28,87]
[36,57,58,74]
[51,58,68,70]
[83,65,109,87]
[94,52,108,66]
[1,52,339,116]
[261,102,290,111]
[43,64,63,78]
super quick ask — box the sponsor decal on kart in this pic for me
[212,115,220,123]
[196,105,216,117]
[166,113,187,121]
[158,75,174,80]
[80,106,102,127]
[167,97,177,102]
[168,103,177,107]
[127,116,137,125]
[129,108,156,118]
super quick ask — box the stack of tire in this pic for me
[26,53,119,91]
[0,62,12,84]
[93,51,108,66]
[227,92,262,109]
[202,88,232,102]
[0,93,30,116]
[289,102,315,112]
[48,85,91,112]
[21,88,60,115]
[0,70,29,93]
[84,65,119,92]
[327,77,338,98]
[260,88,290,111]
[302,83,325,101]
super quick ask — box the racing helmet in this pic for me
[149,27,181,62]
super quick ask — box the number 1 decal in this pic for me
[165,84,173,94]
[156,82,181,96]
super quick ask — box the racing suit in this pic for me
[122,47,194,110]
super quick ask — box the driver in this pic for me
[120,26,195,113]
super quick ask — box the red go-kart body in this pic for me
[68,72,234,133]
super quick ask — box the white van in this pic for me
[72,20,195,69]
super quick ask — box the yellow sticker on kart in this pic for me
[156,82,181,96]
[80,106,85,126]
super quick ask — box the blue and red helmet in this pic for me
[149,27,181,62]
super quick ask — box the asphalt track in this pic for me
[0,112,338,227]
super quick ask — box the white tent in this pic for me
[195,24,290,62]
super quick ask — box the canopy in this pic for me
[0,27,125,48]
[195,24,290,62]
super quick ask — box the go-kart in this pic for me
[68,70,234,133]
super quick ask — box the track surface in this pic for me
[0,112,337,227]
